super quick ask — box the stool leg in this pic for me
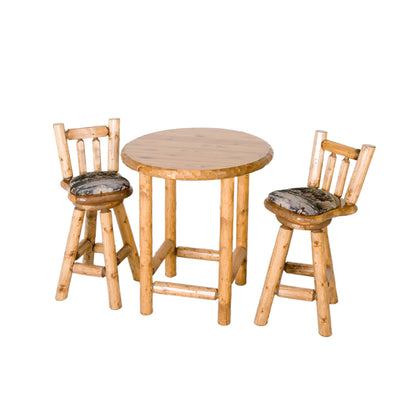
[311,230,332,336]
[165,179,177,278]
[83,210,97,265]
[100,209,122,310]
[235,174,249,286]
[218,177,234,325]
[323,227,338,304]
[114,203,140,282]
[255,225,293,326]
[139,173,153,315]
[56,207,85,301]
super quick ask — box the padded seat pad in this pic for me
[70,171,130,196]
[268,187,340,216]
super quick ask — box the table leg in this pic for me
[165,179,177,277]
[139,173,153,315]
[218,177,234,325]
[236,174,249,285]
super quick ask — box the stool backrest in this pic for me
[53,118,120,181]
[308,130,375,205]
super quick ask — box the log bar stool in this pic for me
[122,128,273,325]
[53,119,140,309]
[255,130,375,336]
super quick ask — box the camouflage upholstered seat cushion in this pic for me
[268,187,340,216]
[70,171,131,196]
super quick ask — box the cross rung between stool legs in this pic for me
[276,285,316,302]
[152,281,218,300]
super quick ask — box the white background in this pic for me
[1,1,415,415]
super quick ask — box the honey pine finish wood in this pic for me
[54,119,140,309]
[255,130,375,336]
[122,128,273,325]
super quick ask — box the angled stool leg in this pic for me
[83,210,97,265]
[323,227,338,304]
[100,209,122,310]
[311,230,332,336]
[255,225,293,326]
[114,203,140,282]
[56,207,85,301]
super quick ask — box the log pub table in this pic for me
[121,128,273,325]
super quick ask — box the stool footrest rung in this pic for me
[76,238,93,260]
[93,243,104,253]
[152,281,218,300]
[176,246,220,261]
[284,262,314,277]
[116,244,131,265]
[72,262,106,277]
[276,284,316,301]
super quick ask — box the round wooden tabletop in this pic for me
[121,128,273,180]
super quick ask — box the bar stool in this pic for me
[255,130,375,336]
[53,119,140,309]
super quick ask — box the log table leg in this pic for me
[218,177,235,325]
[236,174,249,285]
[165,179,177,277]
[140,173,153,315]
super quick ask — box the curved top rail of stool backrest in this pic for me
[307,130,375,206]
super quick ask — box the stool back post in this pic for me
[108,118,120,172]
[308,130,327,188]
[344,144,376,205]
[54,123,73,181]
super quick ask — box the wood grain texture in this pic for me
[54,123,73,179]
[56,208,85,300]
[152,282,218,300]
[311,230,332,336]
[100,210,122,310]
[82,210,97,265]
[235,174,249,285]
[308,130,327,188]
[322,140,360,160]
[139,173,153,315]
[114,203,141,282]
[165,179,177,277]
[344,145,376,205]
[218,177,234,325]
[66,126,109,140]
[255,226,293,326]
[121,128,273,180]
[176,247,220,261]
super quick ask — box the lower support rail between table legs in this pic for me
[152,281,218,300]
[176,246,220,261]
